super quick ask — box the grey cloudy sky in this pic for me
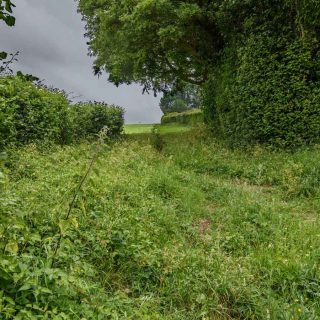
[0,0,163,123]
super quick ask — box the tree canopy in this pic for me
[78,0,320,91]
[78,0,224,92]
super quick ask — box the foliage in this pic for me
[203,34,320,148]
[150,125,164,151]
[79,0,320,148]
[160,84,200,115]
[78,0,221,91]
[0,76,124,150]
[1,128,320,318]
[71,101,124,139]
[161,109,203,126]
[0,0,15,26]
[0,76,72,149]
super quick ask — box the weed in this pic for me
[150,125,164,152]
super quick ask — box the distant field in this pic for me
[124,123,190,134]
[124,124,155,134]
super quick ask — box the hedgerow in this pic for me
[203,33,320,148]
[0,76,72,149]
[161,109,203,126]
[0,76,124,150]
[71,102,124,139]
[201,1,320,148]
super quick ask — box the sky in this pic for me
[0,0,163,123]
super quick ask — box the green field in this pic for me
[1,126,320,318]
[124,123,191,134]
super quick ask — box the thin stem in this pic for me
[51,135,107,267]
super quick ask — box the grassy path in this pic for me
[1,128,320,318]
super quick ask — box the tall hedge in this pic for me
[0,76,72,149]
[203,32,320,148]
[200,1,320,148]
[71,102,124,139]
[0,76,124,150]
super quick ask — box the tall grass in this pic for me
[1,128,320,318]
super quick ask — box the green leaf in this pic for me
[4,296,15,305]
[18,283,33,291]
[39,287,52,294]
[5,240,19,255]
[4,15,15,26]
[0,51,7,60]
[5,0,15,13]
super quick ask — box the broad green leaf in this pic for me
[5,240,18,255]
[4,15,15,26]
[0,51,7,60]
[18,283,33,291]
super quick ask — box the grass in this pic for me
[124,123,190,135]
[1,126,320,318]
[124,123,155,134]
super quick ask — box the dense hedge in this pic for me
[161,109,203,125]
[0,76,71,149]
[202,3,320,148]
[71,102,124,139]
[203,34,320,148]
[0,76,124,149]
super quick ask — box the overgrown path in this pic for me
[2,129,320,318]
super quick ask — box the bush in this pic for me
[71,102,124,139]
[161,109,204,125]
[0,77,124,149]
[0,76,72,149]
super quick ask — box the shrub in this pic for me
[71,102,124,139]
[0,77,124,149]
[0,76,72,149]
[161,109,204,125]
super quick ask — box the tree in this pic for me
[79,0,320,90]
[160,84,200,115]
[78,0,223,92]
[79,0,320,147]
